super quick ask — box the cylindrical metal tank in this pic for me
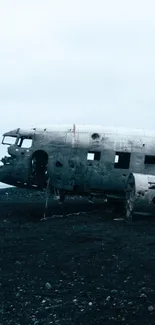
[125,173,155,221]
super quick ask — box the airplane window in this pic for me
[115,155,119,163]
[2,136,17,145]
[114,152,131,169]
[87,151,101,161]
[87,153,95,160]
[144,155,155,164]
[17,138,33,148]
[21,139,32,148]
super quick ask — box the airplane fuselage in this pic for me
[1,125,155,202]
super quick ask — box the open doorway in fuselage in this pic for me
[31,150,48,187]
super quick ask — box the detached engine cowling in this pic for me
[125,173,155,221]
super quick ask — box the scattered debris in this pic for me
[106,296,111,301]
[148,306,154,312]
[140,293,147,298]
[45,282,52,290]
[111,289,118,294]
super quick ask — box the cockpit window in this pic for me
[17,138,32,148]
[2,136,17,145]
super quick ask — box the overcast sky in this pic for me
[0,0,155,161]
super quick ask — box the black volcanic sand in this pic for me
[0,188,155,324]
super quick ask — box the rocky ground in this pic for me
[0,188,155,324]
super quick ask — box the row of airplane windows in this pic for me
[87,151,155,169]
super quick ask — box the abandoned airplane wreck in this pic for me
[1,124,155,221]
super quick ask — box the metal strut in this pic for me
[42,177,51,220]
[53,188,60,200]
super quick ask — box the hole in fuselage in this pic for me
[91,133,100,140]
[56,161,63,167]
